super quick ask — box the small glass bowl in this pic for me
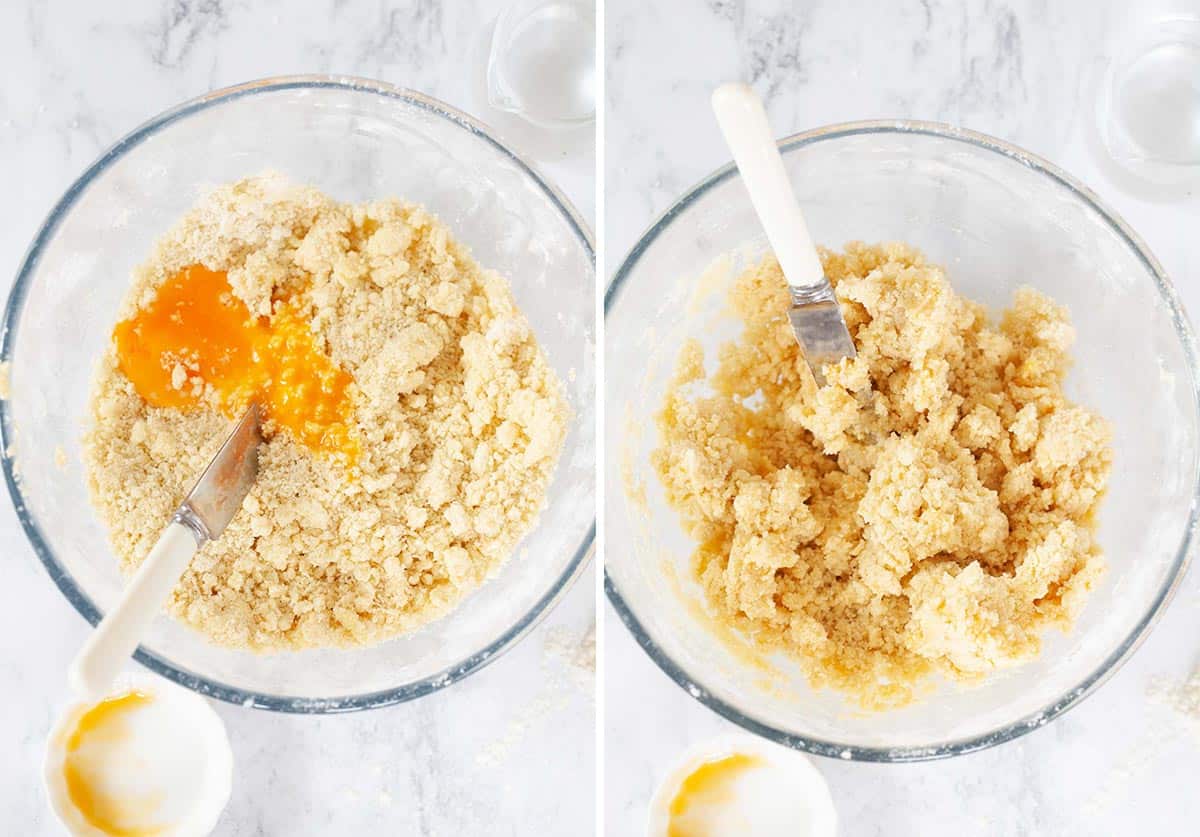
[1094,14,1200,192]
[605,121,1200,761]
[3,76,595,712]
[486,0,597,128]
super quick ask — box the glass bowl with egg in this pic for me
[2,76,595,711]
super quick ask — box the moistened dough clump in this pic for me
[653,242,1111,708]
[85,175,567,651]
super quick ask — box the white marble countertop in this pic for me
[0,1,595,834]
[605,0,1200,834]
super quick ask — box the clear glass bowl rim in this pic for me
[1,74,596,714]
[604,118,1200,762]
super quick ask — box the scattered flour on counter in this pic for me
[1149,665,1200,724]
[1083,661,1200,817]
[474,622,595,768]
[545,622,597,677]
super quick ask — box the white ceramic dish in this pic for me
[44,675,232,837]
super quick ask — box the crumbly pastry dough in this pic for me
[653,242,1111,709]
[85,175,567,650]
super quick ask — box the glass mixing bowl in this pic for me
[2,76,595,712]
[605,121,1199,761]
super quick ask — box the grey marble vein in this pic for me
[149,0,232,68]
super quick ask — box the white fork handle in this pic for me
[69,522,200,698]
[711,83,825,291]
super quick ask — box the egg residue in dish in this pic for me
[62,691,163,836]
[44,679,233,837]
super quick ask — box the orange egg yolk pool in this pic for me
[62,691,162,837]
[113,264,358,464]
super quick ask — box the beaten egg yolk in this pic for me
[113,264,359,464]
[62,691,162,837]
[666,753,764,837]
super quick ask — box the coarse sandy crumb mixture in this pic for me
[652,242,1111,709]
[84,175,568,651]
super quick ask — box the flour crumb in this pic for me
[544,622,597,675]
[1149,667,1200,723]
